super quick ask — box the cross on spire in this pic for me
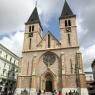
[35,0,37,7]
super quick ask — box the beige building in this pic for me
[16,1,88,95]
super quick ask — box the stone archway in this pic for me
[37,51,63,91]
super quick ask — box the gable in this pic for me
[37,32,61,49]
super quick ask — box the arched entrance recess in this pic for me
[45,73,53,92]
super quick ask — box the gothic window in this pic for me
[29,38,31,49]
[68,20,71,26]
[65,20,71,27]
[48,34,50,48]
[29,26,31,32]
[65,20,67,27]
[32,26,34,31]
[68,34,71,46]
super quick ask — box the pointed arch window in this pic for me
[65,20,68,27]
[68,34,71,46]
[29,38,31,49]
[32,26,34,31]
[65,20,71,27]
[29,26,31,32]
[48,34,50,48]
[68,20,71,26]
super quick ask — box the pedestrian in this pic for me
[69,90,72,95]
[52,90,55,95]
[37,89,41,95]
[54,90,57,95]
[66,92,68,95]
[58,91,63,95]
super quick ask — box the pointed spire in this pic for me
[25,6,43,30]
[60,0,75,19]
[26,7,40,24]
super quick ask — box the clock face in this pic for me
[66,27,71,32]
[29,32,33,37]
[43,52,56,66]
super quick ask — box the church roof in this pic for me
[60,0,75,19]
[37,31,61,47]
[25,7,43,30]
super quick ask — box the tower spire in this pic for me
[25,3,43,30]
[60,0,75,19]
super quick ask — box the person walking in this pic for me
[58,91,63,95]
[37,89,41,95]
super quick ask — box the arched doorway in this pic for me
[45,73,53,92]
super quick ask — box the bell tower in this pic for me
[59,0,79,48]
[23,7,43,51]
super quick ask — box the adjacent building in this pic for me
[0,44,19,95]
[87,59,95,95]
[85,72,94,83]
[16,1,88,95]
[92,59,95,80]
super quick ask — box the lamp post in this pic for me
[29,55,36,95]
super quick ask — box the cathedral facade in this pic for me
[16,1,87,95]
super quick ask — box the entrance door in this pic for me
[46,80,52,92]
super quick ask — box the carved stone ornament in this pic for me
[43,52,56,66]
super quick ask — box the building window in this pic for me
[4,63,6,68]
[10,57,12,62]
[65,20,71,27]
[29,26,31,32]
[65,20,68,27]
[29,38,31,49]
[48,34,50,48]
[6,54,8,59]
[68,34,71,46]
[68,20,71,26]
[32,26,34,31]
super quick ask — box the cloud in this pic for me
[0,0,95,72]
[80,44,95,71]
[0,31,24,56]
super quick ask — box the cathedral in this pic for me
[16,1,88,95]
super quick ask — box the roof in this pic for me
[60,0,76,19]
[37,31,61,47]
[0,43,19,60]
[25,7,43,30]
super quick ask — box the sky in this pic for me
[0,0,95,72]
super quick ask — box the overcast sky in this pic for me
[0,0,95,72]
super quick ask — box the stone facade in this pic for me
[0,44,19,95]
[16,1,87,95]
